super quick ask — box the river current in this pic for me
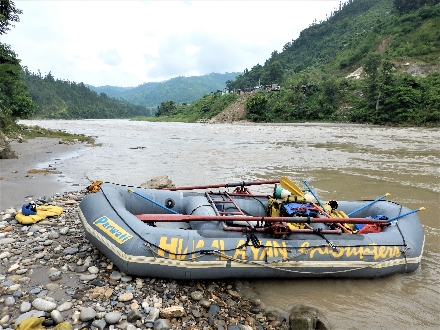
[21,119,439,329]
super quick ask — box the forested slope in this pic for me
[216,0,440,126]
[22,70,150,119]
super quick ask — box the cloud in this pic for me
[3,0,340,87]
[98,49,122,66]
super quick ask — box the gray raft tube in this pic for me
[79,183,425,279]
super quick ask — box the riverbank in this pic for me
[0,138,290,329]
[0,137,306,330]
[0,189,294,330]
[0,137,91,211]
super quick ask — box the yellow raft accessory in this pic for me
[15,205,64,225]
[15,316,72,330]
[87,180,103,193]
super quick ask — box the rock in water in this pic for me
[289,305,330,330]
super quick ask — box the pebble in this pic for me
[79,274,97,281]
[57,301,73,312]
[110,271,122,280]
[20,301,32,313]
[32,298,57,312]
[50,310,64,324]
[80,307,96,321]
[0,315,10,325]
[104,312,121,324]
[88,266,99,274]
[127,309,142,323]
[190,290,203,301]
[5,296,15,306]
[91,319,107,330]
[118,292,133,302]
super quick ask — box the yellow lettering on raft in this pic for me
[211,240,226,260]
[192,239,205,260]
[157,237,179,258]
[299,241,401,260]
[273,241,288,259]
[233,240,247,260]
[176,238,188,260]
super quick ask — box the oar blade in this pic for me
[280,177,305,198]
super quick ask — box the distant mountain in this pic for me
[88,72,240,108]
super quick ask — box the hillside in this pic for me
[230,0,440,89]
[88,72,240,108]
[209,94,250,123]
[214,0,440,126]
[22,69,150,119]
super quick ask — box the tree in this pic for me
[0,0,22,35]
[245,92,269,122]
[0,44,36,131]
[156,101,177,117]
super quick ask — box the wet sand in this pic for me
[0,138,89,211]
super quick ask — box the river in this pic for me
[20,119,440,329]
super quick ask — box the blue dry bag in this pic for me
[22,203,37,216]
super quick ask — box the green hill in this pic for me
[22,69,150,119]
[88,72,240,108]
[217,0,440,125]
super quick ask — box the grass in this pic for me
[26,168,51,175]
[17,125,95,144]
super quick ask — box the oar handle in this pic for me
[386,207,425,222]
[302,180,327,213]
[128,189,179,214]
[347,193,390,216]
[135,214,389,224]
[162,179,280,191]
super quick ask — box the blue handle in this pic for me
[302,180,327,213]
[386,207,424,222]
[129,189,179,214]
[347,193,390,216]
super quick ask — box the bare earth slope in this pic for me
[209,94,250,123]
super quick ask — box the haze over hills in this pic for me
[87,72,240,108]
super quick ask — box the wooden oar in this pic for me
[135,214,389,224]
[161,179,280,191]
[280,177,305,198]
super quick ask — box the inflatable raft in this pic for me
[78,179,425,280]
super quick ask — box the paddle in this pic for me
[162,179,280,191]
[135,213,389,224]
[280,177,305,198]
[302,180,354,233]
[386,207,425,222]
[347,193,391,216]
[128,189,179,214]
[302,180,328,213]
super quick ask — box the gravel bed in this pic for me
[0,190,289,330]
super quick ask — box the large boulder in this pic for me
[289,305,330,330]
[0,131,17,159]
[140,175,175,189]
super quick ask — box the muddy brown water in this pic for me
[20,119,440,329]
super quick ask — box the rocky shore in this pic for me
[0,189,295,330]
[1,136,330,330]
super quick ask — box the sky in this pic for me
[2,0,340,87]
